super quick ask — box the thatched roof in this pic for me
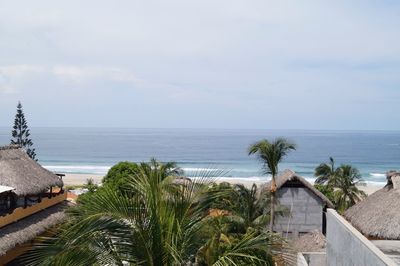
[172,176,192,185]
[0,202,69,256]
[262,169,334,208]
[0,145,63,196]
[292,230,326,252]
[344,172,400,240]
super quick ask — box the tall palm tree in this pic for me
[314,158,366,213]
[24,161,291,265]
[331,165,366,213]
[314,157,336,185]
[248,138,296,231]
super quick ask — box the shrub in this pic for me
[102,161,139,193]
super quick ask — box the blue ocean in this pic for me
[0,128,399,185]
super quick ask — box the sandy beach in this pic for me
[63,173,104,186]
[62,173,383,195]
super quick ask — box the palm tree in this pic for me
[314,158,366,213]
[232,184,267,230]
[196,184,293,265]
[248,138,296,231]
[314,157,336,185]
[24,161,291,265]
[228,184,288,232]
[331,165,366,213]
[139,158,184,179]
[196,225,284,266]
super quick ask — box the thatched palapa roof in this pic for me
[293,230,326,252]
[344,171,400,240]
[0,202,69,256]
[0,145,63,196]
[262,169,335,208]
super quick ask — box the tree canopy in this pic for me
[314,158,366,213]
[10,102,37,160]
[24,160,293,265]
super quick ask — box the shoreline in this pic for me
[62,173,383,195]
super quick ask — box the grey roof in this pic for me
[344,172,400,240]
[0,202,69,256]
[262,169,335,208]
[0,145,63,196]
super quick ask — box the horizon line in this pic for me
[0,126,400,132]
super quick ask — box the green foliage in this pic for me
[207,183,288,233]
[196,183,293,266]
[248,138,296,178]
[10,101,37,160]
[196,227,279,265]
[331,165,367,213]
[248,138,296,230]
[24,161,293,265]
[102,161,140,192]
[84,178,98,193]
[314,157,336,185]
[102,159,182,194]
[314,158,367,213]
[314,184,335,204]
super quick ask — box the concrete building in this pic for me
[263,170,334,237]
[339,171,400,264]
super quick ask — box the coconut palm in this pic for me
[139,157,184,179]
[314,158,366,213]
[196,189,293,266]
[248,138,296,231]
[24,161,291,265]
[331,165,367,213]
[232,184,268,230]
[227,184,288,232]
[196,225,283,266]
[314,157,336,185]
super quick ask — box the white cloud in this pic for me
[0,1,399,129]
[51,65,139,82]
[0,65,44,77]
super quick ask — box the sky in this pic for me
[0,0,399,130]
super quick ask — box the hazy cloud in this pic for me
[0,1,399,129]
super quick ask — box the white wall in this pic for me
[297,253,308,266]
[326,209,396,266]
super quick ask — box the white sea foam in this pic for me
[369,173,386,177]
[44,165,111,174]
[183,167,221,172]
[44,165,111,170]
[42,165,388,186]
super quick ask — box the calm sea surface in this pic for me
[0,128,399,185]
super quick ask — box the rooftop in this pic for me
[0,145,63,196]
[261,169,335,208]
[0,202,69,256]
[345,171,400,240]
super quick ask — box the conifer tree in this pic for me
[11,102,37,160]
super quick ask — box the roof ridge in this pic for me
[263,169,335,208]
[282,169,296,176]
[0,145,21,151]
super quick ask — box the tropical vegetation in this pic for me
[10,101,37,160]
[248,138,296,230]
[314,157,366,213]
[24,159,293,265]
